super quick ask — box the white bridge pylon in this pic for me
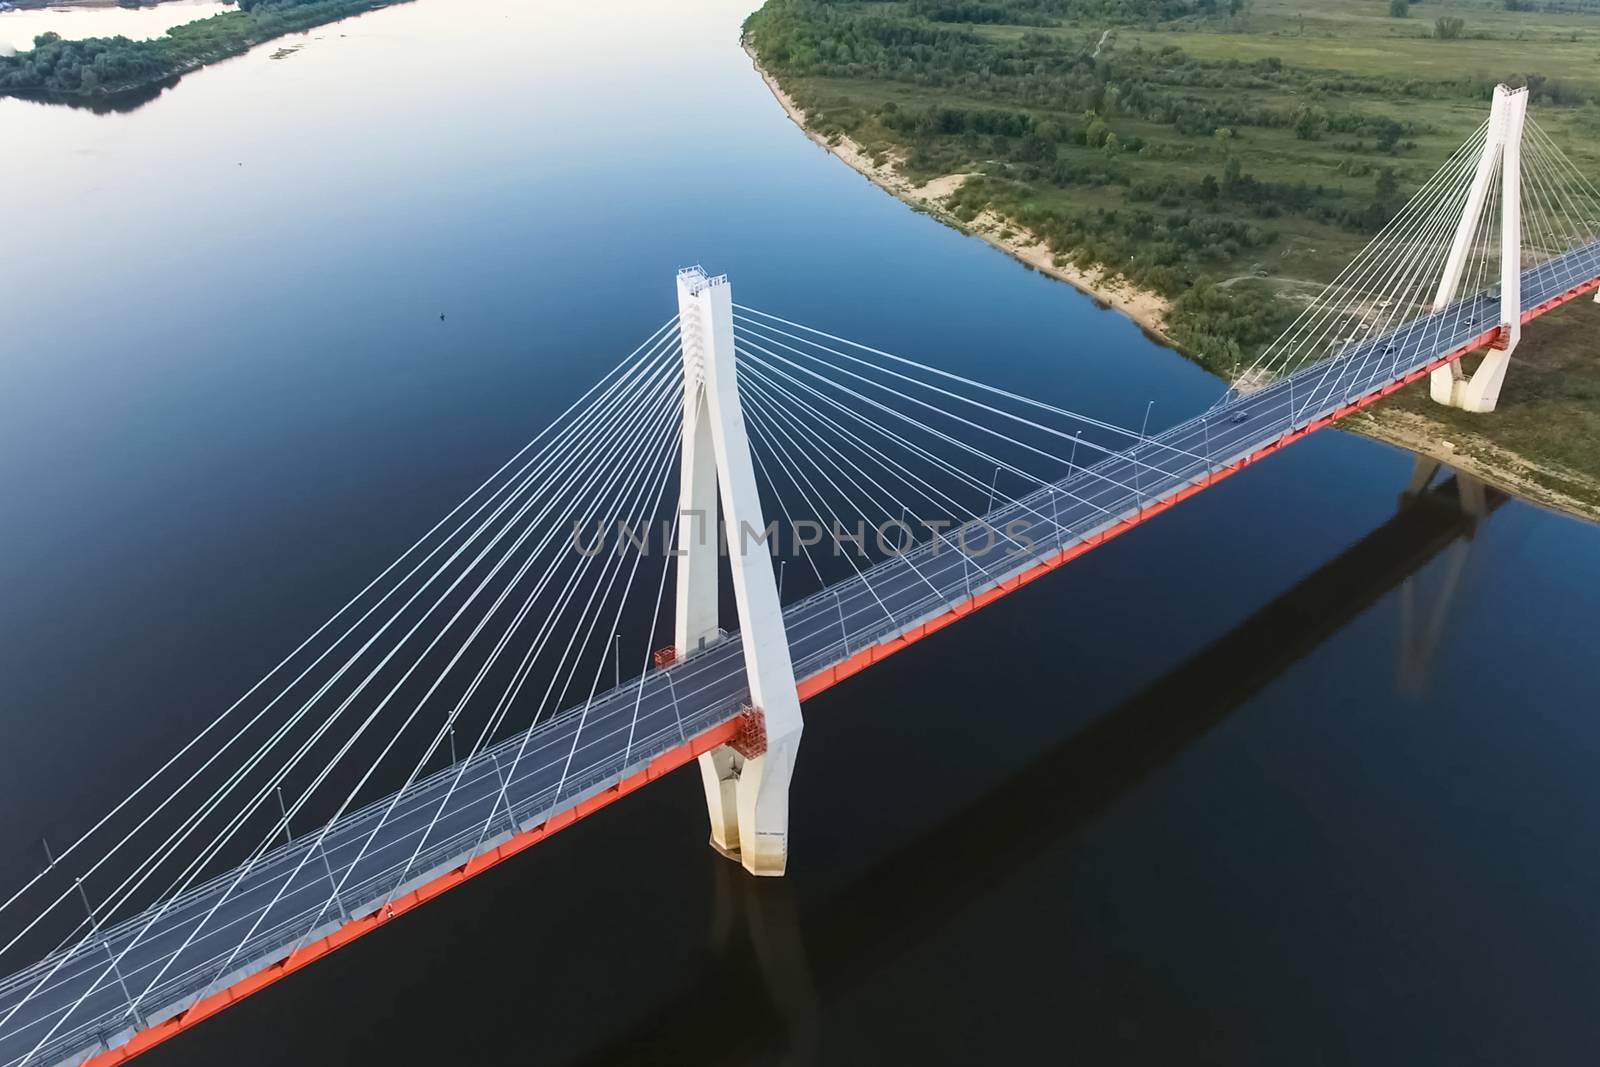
[674,266,804,877]
[1430,83,1528,413]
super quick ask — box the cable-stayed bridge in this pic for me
[1,85,1597,1067]
[591,464,1507,1067]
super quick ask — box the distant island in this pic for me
[743,0,1600,519]
[0,0,408,98]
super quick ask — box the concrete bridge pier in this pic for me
[709,735,801,876]
[1429,83,1527,415]
[675,267,803,877]
[1441,345,1515,414]
[698,734,802,876]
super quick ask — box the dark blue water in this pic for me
[3,1,1599,1063]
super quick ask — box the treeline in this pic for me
[878,96,1407,227]
[909,1,1058,25]
[0,0,405,97]
[746,5,1519,130]
[908,0,1223,22]
[745,8,1449,148]
[881,95,1417,157]
[1503,0,1600,12]
[743,0,1596,369]
[952,173,1274,286]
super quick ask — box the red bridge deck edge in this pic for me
[81,272,1598,1066]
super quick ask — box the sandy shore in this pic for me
[745,44,1175,345]
[744,44,1598,524]
[1352,407,1600,522]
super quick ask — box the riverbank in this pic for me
[746,44,1175,346]
[1355,407,1600,523]
[744,39,1599,526]
[5,0,205,9]
[0,0,402,99]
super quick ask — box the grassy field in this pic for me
[745,0,1600,515]
[1378,297,1600,511]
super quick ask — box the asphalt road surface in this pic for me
[2,239,1596,1067]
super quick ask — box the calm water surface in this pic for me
[3,1,1599,1063]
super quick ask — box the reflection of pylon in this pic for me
[1399,455,1443,503]
[709,859,819,1067]
[1396,457,1489,696]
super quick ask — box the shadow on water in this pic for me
[581,458,1505,1067]
[3,77,178,113]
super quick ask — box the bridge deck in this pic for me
[2,240,1596,1067]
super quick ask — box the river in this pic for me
[2,1,1599,1063]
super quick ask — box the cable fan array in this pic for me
[1223,114,1600,397]
[0,296,1212,1065]
[1523,117,1600,264]
[730,307,1205,625]
[3,115,1597,1059]
[0,320,693,1066]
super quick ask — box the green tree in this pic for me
[1389,0,1408,17]
[1375,167,1399,202]
[1,0,409,98]
[1435,16,1465,39]
[1222,156,1243,196]
[1372,117,1403,152]
[1294,106,1323,140]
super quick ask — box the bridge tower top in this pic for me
[673,268,804,876]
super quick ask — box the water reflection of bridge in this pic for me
[2,79,1592,1066]
[588,460,1504,1066]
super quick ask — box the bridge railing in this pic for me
[11,239,1598,1067]
[0,674,749,1067]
